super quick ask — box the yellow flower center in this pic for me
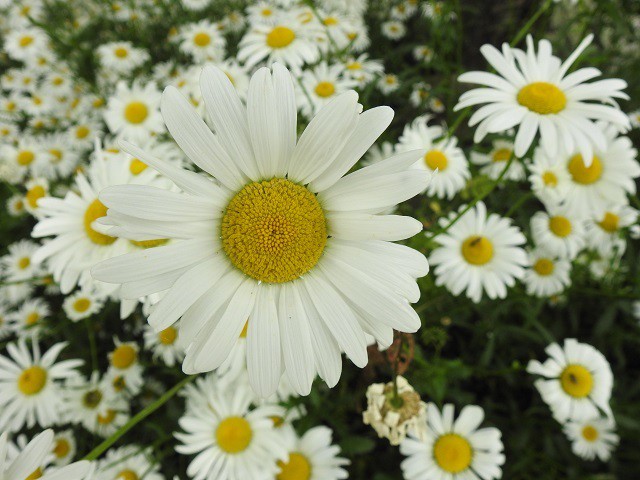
[517,82,567,114]
[17,150,35,166]
[83,389,103,408]
[111,345,137,369]
[129,158,148,175]
[492,148,512,162]
[266,26,296,49]
[194,32,211,47]
[314,81,335,98]
[424,150,448,171]
[124,101,149,124]
[277,452,312,480]
[461,236,494,266]
[26,185,46,209]
[26,312,40,325]
[18,366,47,395]
[158,326,178,345]
[93,98,105,108]
[221,178,327,284]
[533,258,554,276]
[560,364,593,398]
[271,415,285,427]
[97,409,117,425]
[84,199,117,245]
[73,298,91,312]
[582,425,599,442]
[25,468,43,480]
[261,8,272,16]
[18,257,30,269]
[50,149,63,162]
[117,470,138,480]
[216,416,253,454]
[542,171,557,186]
[323,16,338,26]
[54,438,71,458]
[130,238,169,248]
[346,61,362,71]
[568,154,603,185]
[19,36,34,47]
[549,216,572,238]
[114,47,128,58]
[598,212,619,233]
[52,77,64,86]
[433,434,473,473]
[76,125,90,139]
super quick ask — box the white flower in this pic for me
[563,416,619,461]
[4,26,48,62]
[7,298,49,336]
[143,322,185,367]
[296,62,357,117]
[585,204,638,256]
[62,288,105,322]
[103,81,164,142]
[178,20,226,62]
[527,146,572,206]
[105,339,144,397]
[531,206,586,259]
[1,240,42,282]
[456,35,630,162]
[381,20,406,40]
[342,54,384,87]
[471,139,526,181]
[51,430,77,466]
[527,338,614,423]
[97,41,149,74]
[523,249,572,297]
[377,74,399,94]
[400,403,505,480]
[96,445,163,480]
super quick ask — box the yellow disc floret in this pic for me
[277,452,312,480]
[568,154,602,185]
[124,101,149,124]
[266,26,296,49]
[111,345,137,369]
[54,438,71,458]
[116,470,139,480]
[84,199,117,245]
[114,47,128,58]
[582,425,599,442]
[533,258,554,276]
[26,185,45,209]
[18,366,47,395]
[314,81,336,98]
[216,416,253,454]
[221,178,327,284]
[433,434,473,473]
[73,298,91,313]
[158,327,178,345]
[549,216,572,238]
[129,158,148,175]
[598,212,619,233]
[491,148,512,162]
[517,82,567,114]
[194,32,211,47]
[560,364,594,398]
[424,150,448,171]
[542,171,558,186]
[461,236,494,266]
[25,468,43,480]
[17,150,35,166]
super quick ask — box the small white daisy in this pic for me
[97,41,149,74]
[523,249,572,297]
[381,20,406,40]
[143,322,185,367]
[105,339,144,396]
[531,206,586,259]
[297,62,357,117]
[96,445,163,480]
[178,20,226,62]
[62,288,105,322]
[377,73,399,94]
[527,146,571,207]
[470,139,526,181]
[7,298,49,336]
[103,81,164,142]
[563,416,619,462]
[51,430,77,466]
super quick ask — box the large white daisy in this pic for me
[91,64,429,397]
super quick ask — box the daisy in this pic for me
[563,416,619,461]
[7,298,49,336]
[378,73,399,94]
[51,430,77,466]
[96,445,163,480]
[523,249,571,297]
[103,81,164,142]
[97,41,149,74]
[530,206,586,259]
[0,137,45,183]
[381,20,406,40]
[413,45,434,63]
[585,204,638,256]
[396,116,470,199]
[342,54,384,87]
[175,378,288,480]
[470,139,526,181]
[178,20,226,62]
[456,35,630,162]
[527,146,571,207]
[62,288,105,322]
[4,26,49,62]
[409,82,432,107]
[277,425,349,480]
[297,62,357,117]
[24,178,49,216]
[143,322,185,367]
[400,403,505,480]
[6,195,26,217]
[0,430,92,480]
[66,118,103,150]
[39,133,80,180]
[0,337,83,432]
[91,64,429,397]
[429,202,528,303]
[246,1,281,25]
[105,339,144,396]
[1,239,42,282]
[527,338,614,423]
[559,123,640,218]
[181,0,211,11]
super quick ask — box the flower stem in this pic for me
[83,375,195,461]
[510,0,553,48]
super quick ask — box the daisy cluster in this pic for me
[0,0,638,478]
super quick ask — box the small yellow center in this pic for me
[158,327,178,345]
[25,468,43,480]
[582,425,599,442]
[433,434,473,473]
[549,216,572,238]
[277,452,312,480]
[117,470,138,480]
[424,150,448,171]
[114,47,128,58]
[52,77,64,86]
[314,81,336,98]
[266,26,296,49]
[73,298,91,313]
[261,8,272,16]
[216,416,253,454]
[542,171,558,186]
[598,212,619,233]
[26,185,46,209]
[533,258,554,276]
[517,82,567,114]
[76,126,90,139]
[84,199,117,245]
[83,389,103,408]
[194,32,211,47]
[129,158,147,175]
[346,61,362,71]
[18,257,30,269]
[124,101,149,124]
[560,364,594,398]
[17,150,35,166]
[111,345,137,369]
[50,149,63,162]
[97,409,117,424]
[221,178,327,284]
[492,148,512,162]
[323,16,338,26]
[26,312,40,325]
[568,154,602,185]
[18,366,47,395]
[54,438,71,458]
[19,36,34,47]
[461,236,494,266]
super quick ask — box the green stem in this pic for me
[505,191,535,217]
[510,0,553,47]
[83,375,194,461]
[0,276,49,287]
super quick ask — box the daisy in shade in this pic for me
[62,288,105,322]
[0,240,42,282]
[103,81,164,142]
[297,62,357,118]
[7,195,26,217]
[585,204,638,256]
[175,378,288,480]
[456,35,630,162]
[527,338,614,423]
[51,430,77,466]
[105,339,144,396]
[97,41,149,74]
[400,403,505,480]
[527,146,571,207]
[531,206,585,260]
[523,249,571,298]
[470,139,526,181]
[277,425,349,480]
[342,54,384,87]
[429,202,528,303]
[91,63,429,397]
[396,116,469,199]
[381,20,406,40]
[0,430,92,480]
[4,26,49,62]
[143,322,185,367]
[96,445,163,480]
[560,123,640,218]
[7,298,49,336]
[0,337,83,432]
[563,416,619,461]
[178,20,226,62]
[378,73,399,94]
